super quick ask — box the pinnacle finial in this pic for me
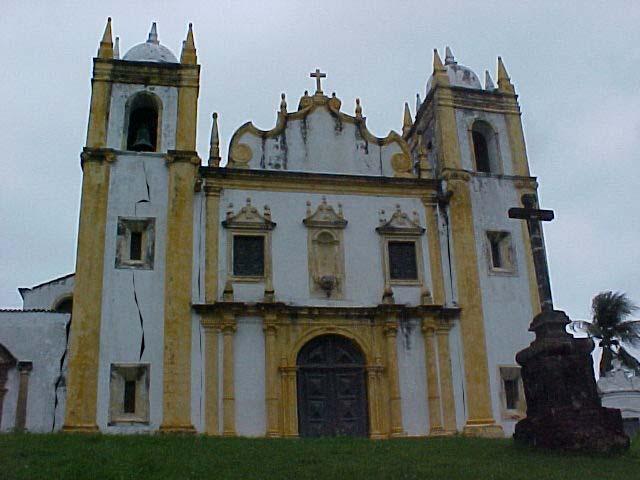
[147,22,159,44]
[402,102,412,136]
[181,23,197,64]
[209,112,220,167]
[433,49,445,71]
[114,36,120,59]
[355,98,363,118]
[484,70,495,90]
[97,17,114,59]
[416,93,421,112]
[497,56,515,94]
[444,46,456,65]
[280,93,287,113]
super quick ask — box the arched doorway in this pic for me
[297,335,368,437]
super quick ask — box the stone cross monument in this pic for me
[509,194,628,452]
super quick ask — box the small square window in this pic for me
[388,241,418,280]
[499,366,525,419]
[233,235,265,277]
[116,217,155,269]
[109,364,150,425]
[486,231,515,273]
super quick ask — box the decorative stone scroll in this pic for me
[376,205,425,236]
[303,197,347,298]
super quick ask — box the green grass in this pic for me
[1,433,638,480]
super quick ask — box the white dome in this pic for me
[426,48,482,93]
[122,23,178,64]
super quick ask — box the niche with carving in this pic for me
[303,197,347,299]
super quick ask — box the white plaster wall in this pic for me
[106,84,178,153]
[0,312,68,432]
[234,316,266,436]
[20,274,74,310]
[98,153,169,432]
[448,321,467,431]
[396,319,428,436]
[218,190,432,307]
[236,107,404,176]
[454,109,513,175]
[467,175,536,435]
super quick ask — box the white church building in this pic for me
[0,19,543,438]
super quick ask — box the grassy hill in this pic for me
[1,433,638,479]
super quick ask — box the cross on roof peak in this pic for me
[310,68,327,94]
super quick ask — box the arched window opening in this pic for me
[126,94,159,152]
[471,121,499,174]
[472,131,490,173]
[54,297,73,314]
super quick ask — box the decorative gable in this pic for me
[222,198,276,230]
[303,196,347,229]
[376,205,425,236]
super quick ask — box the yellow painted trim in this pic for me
[422,324,443,435]
[383,320,404,437]
[160,157,198,433]
[63,151,111,432]
[204,186,221,303]
[504,111,530,177]
[436,327,457,434]
[423,198,445,305]
[202,316,219,435]
[222,314,236,436]
[263,314,280,437]
[204,171,437,198]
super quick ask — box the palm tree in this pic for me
[570,291,640,376]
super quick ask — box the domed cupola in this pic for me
[427,47,482,93]
[122,23,178,63]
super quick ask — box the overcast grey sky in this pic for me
[1,1,639,321]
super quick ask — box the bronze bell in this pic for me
[131,125,154,152]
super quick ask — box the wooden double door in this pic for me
[297,335,368,437]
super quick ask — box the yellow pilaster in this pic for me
[63,150,113,432]
[263,314,280,437]
[422,322,444,435]
[384,319,404,437]
[222,314,236,436]
[280,362,298,437]
[159,152,198,434]
[202,315,219,435]
[204,184,221,303]
[366,360,385,439]
[436,325,457,434]
[423,197,445,305]
[446,174,502,437]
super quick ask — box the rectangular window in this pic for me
[123,380,136,413]
[233,235,265,277]
[116,217,155,269]
[388,241,418,280]
[504,379,519,410]
[129,231,143,261]
[487,231,514,273]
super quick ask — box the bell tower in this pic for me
[407,47,539,437]
[64,19,200,432]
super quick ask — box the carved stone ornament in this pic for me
[230,143,253,167]
[222,198,276,231]
[390,152,413,177]
[303,196,347,229]
[376,204,425,236]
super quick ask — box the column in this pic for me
[436,326,457,434]
[222,314,236,436]
[160,152,199,433]
[204,184,221,304]
[280,361,298,437]
[422,323,444,435]
[263,314,280,437]
[384,320,403,437]
[202,316,219,435]
[423,198,446,305]
[15,361,33,432]
[445,174,502,437]
[366,363,385,439]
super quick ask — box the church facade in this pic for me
[0,19,542,438]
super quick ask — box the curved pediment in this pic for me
[227,92,413,177]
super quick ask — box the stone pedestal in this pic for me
[514,309,629,452]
